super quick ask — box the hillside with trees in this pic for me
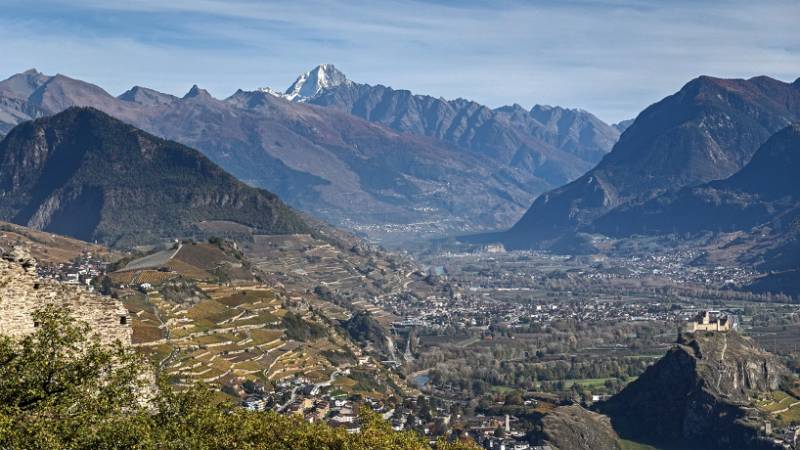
[0,307,477,450]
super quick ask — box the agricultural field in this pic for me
[113,241,252,286]
[0,220,117,264]
[748,322,800,355]
[245,234,420,322]
[756,390,800,427]
[127,283,347,388]
[111,237,410,401]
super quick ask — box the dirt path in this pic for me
[715,334,728,392]
[772,400,800,415]
[147,293,177,373]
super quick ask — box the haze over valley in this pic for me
[1,1,799,449]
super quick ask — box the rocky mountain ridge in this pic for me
[259,64,619,176]
[0,107,308,247]
[495,75,800,247]
[0,67,618,241]
[298,65,619,184]
[593,123,800,236]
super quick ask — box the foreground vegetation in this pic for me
[0,307,476,449]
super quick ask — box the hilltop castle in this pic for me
[687,310,731,333]
[0,246,131,345]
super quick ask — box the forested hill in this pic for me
[0,107,308,247]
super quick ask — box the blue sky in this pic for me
[1,0,798,122]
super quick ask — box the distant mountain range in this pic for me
[274,64,618,181]
[0,107,307,247]
[490,75,800,247]
[0,66,619,241]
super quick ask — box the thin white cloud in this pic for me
[1,0,797,122]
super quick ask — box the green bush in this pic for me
[0,307,477,449]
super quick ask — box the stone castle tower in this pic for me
[687,310,731,333]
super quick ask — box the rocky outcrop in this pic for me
[0,246,131,345]
[537,405,621,450]
[342,311,391,356]
[2,245,36,271]
[599,331,790,449]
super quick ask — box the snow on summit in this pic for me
[259,64,351,102]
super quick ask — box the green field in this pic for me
[562,376,634,389]
[619,439,660,450]
[490,385,515,394]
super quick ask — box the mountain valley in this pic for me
[0,67,620,243]
[5,2,800,448]
[0,60,798,450]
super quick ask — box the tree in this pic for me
[98,274,113,295]
[0,307,479,449]
[504,390,524,406]
[0,306,147,448]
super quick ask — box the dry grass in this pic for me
[186,300,234,322]
[132,325,164,343]
[166,259,211,280]
[135,270,179,285]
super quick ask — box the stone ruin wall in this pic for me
[0,247,131,346]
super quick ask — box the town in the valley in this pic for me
[18,229,800,449]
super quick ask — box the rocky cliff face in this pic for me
[0,107,308,247]
[599,331,790,449]
[536,405,621,450]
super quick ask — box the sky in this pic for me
[1,0,798,123]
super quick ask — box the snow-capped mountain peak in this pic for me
[259,64,351,102]
[256,86,286,97]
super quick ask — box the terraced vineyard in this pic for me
[756,389,800,427]
[126,281,360,388]
[112,241,251,285]
[0,220,115,264]
[245,234,432,325]
[111,237,407,398]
